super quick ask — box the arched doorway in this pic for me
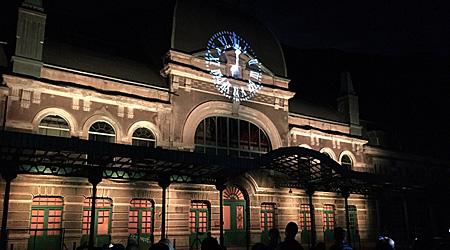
[223,186,247,246]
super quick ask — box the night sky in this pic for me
[239,0,450,158]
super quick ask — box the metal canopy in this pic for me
[0,131,418,195]
[256,147,416,196]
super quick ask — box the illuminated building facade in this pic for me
[0,1,449,250]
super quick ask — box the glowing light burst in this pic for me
[205,31,263,102]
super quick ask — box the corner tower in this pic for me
[12,0,46,78]
[337,71,362,136]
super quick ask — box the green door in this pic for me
[189,201,209,250]
[223,200,246,246]
[129,199,154,250]
[323,205,335,243]
[222,186,247,246]
[28,197,63,250]
[348,205,358,246]
[81,198,112,247]
[299,205,311,245]
[260,204,275,245]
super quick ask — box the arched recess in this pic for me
[81,115,122,142]
[222,185,249,247]
[126,121,161,146]
[320,147,336,160]
[32,108,78,136]
[183,101,282,149]
[339,150,356,170]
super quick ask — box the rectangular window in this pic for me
[261,203,275,231]
[30,197,63,236]
[129,199,153,235]
[190,201,209,233]
[299,204,311,230]
[323,205,335,230]
[82,198,112,235]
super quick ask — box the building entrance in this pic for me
[223,186,247,246]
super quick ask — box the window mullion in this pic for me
[203,119,206,153]
[215,116,218,155]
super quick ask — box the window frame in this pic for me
[38,115,70,138]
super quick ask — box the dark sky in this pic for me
[239,0,450,158]
[240,0,450,55]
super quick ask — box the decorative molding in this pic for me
[127,107,134,119]
[118,105,124,118]
[10,87,20,101]
[21,90,31,108]
[72,97,79,110]
[32,91,41,104]
[83,99,91,112]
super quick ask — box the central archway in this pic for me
[183,101,283,150]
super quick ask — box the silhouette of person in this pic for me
[329,227,353,250]
[252,242,269,250]
[158,238,175,250]
[149,243,169,250]
[275,222,304,250]
[268,228,281,250]
[201,236,219,250]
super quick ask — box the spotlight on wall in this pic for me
[289,188,292,193]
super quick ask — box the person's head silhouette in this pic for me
[285,222,298,239]
[334,227,346,242]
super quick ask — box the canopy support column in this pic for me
[158,176,170,240]
[342,190,351,246]
[0,166,17,250]
[216,183,226,247]
[88,169,102,250]
[306,188,316,247]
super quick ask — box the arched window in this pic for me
[223,186,245,200]
[38,115,70,138]
[194,116,270,158]
[132,128,156,147]
[341,155,353,170]
[89,122,115,143]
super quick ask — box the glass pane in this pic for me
[341,155,352,169]
[195,120,205,144]
[217,117,227,147]
[240,120,249,150]
[223,205,231,230]
[38,115,70,138]
[229,118,239,149]
[132,128,156,147]
[250,123,259,151]
[97,210,109,235]
[236,205,244,229]
[205,117,216,146]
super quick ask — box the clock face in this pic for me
[205,31,263,102]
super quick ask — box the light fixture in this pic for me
[289,188,292,193]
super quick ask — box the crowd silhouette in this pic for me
[78,222,404,250]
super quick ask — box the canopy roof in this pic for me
[0,131,417,196]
